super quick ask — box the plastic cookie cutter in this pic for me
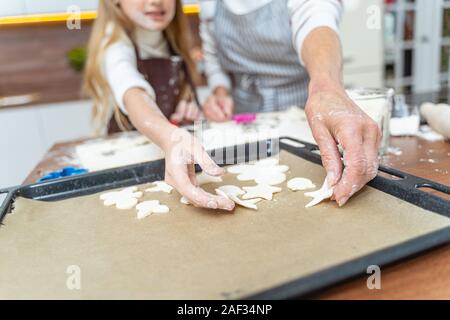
[232,113,257,124]
[38,167,89,182]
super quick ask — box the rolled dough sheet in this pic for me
[1,151,449,299]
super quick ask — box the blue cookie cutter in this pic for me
[38,167,89,182]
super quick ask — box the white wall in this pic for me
[0,101,93,188]
[0,0,98,16]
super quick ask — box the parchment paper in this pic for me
[1,151,449,299]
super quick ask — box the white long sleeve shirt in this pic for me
[199,0,343,91]
[103,26,170,114]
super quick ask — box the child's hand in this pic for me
[203,86,234,122]
[162,127,235,211]
[170,100,201,124]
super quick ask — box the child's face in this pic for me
[119,0,176,31]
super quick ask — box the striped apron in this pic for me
[214,0,310,113]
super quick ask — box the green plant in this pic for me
[67,46,87,72]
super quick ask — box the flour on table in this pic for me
[304,178,334,208]
[145,181,173,193]
[242,184,282,201]
[196,171,223,185]
[136,200,170,219]
[100,186,143,210]
[216,185,261,210]
[287,178,316,191]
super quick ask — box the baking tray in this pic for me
[1,137,449,299]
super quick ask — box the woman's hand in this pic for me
[170,100,201,124]
[161,126,235,211]
[305,81,382,207]
[203,86,234,122]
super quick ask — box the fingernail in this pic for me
[226,203,235,211]
[337,196,349,207]
[207,200,218,209]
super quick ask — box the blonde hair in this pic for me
[83,0,199,134]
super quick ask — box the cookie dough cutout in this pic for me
[116,197,139,210]
[242,184,282,201]
[227,164,251,174]
[216,185,261,210]
[304,178,334,208]
[254,157,279,167]
[136,200,170,219]
[229,158,289,185]
[196,171,223,185]
[287,178,316,191]
[254,172,286,186]
[100,187,143,209]
[145,181,173,194]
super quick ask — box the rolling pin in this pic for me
[420,103,450,139]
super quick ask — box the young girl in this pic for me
[83,0,234,211]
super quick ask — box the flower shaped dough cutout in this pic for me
[227,158,289,186]
[100,186,143,210]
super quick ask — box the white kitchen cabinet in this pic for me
[36,100,93,150]
[0,106,46,188]
[0,100,93,188]
[340,0,384,88]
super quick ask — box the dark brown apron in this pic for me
[108,43,198,134]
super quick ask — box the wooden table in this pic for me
[315,137,450,300]
[23,135,450,299]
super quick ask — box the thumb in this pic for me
[194,147,224,177]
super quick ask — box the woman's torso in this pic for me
[213,0,310,113]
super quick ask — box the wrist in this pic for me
[308,75,344,95]
[157,123,179,151]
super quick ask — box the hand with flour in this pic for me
[125,88,234,211]
[305,82,381,206]
[302,27,382,206]
[162,127,235,211]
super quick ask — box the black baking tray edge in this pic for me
[0,137,449,299]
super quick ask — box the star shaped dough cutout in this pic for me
[242,184,282,201]
[304,178,334,208]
